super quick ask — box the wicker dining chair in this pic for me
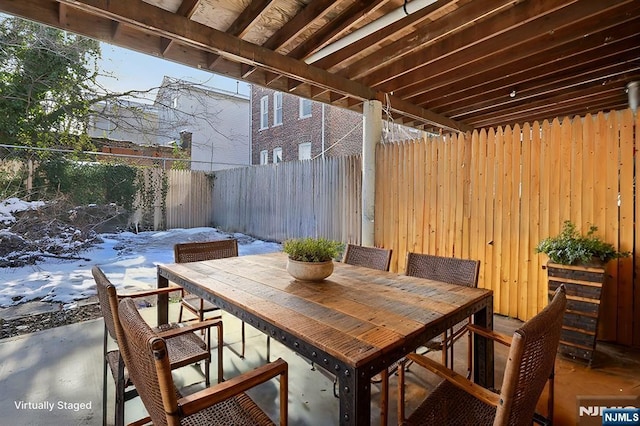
[175,239,237,324]
[116,297,289,426]
[397,285,566,426]
[93,266,223,426]
[343,243,392,271]
[174,239,252,357]
[405,252,480,372]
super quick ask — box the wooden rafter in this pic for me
[286,0,392,61]
[54,0,470,131]
[1,0,638,131]
[335,0,516,79]
[394,0,640,102]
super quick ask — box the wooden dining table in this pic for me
[156,252,494,425]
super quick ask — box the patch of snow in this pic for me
[0,198,45,225]
[0,226,282,307]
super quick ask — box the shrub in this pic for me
[33,157,137,210]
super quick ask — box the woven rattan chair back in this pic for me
[174,238,255,360]
[93,266,121,340]
[119,297,287,426]
[404,253,480,372]
[117,298,179,426]
[343,244,392,271]
[398,286,566,425]
[494,285,567,425]
[174,239,238,263]
[93,265,138,426]
[405,253,479,288]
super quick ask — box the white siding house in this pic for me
[155,77,250,171]
[87,99,159,145]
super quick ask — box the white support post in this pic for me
[362,99,382,246]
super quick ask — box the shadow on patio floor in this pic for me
[0,307,638,425]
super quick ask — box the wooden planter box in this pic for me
[546,262,606,366]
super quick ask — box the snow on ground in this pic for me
[0,199,282,308]
[0,197,45,225]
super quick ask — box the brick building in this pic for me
[251,86,362,165]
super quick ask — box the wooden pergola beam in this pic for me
[53,0,471,132]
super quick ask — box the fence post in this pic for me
[27,159,33,196]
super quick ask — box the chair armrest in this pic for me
[117,285,183,300]
[178,358,288,417]
[156,318,222,339]
[127,416,151,426]
[467,324,513,347]
[406,353,500,407]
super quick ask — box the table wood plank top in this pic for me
[158,252,493,368]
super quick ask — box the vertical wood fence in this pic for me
[211,156,362,243]
[165,169,214,229]
[142,108,637,348]
[376,109,638,347]
[132,168,214,231]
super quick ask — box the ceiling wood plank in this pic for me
[310,0,456,72]
[468,94,630,129]
[176,0,200,18]
[4,0,636,132]
[263,0,339,52]
[226,0,276,38]
[54,0,470,132]
[240,0,338,78]
[110,19,123,39]
[160,37,172,55]
[286,0,392,61]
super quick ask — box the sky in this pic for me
[96,42,251,102]
[0,199,281,308]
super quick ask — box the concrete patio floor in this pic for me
[1,304,639,426]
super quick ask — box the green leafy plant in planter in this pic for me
[282,237,344,262]
[282,237,344,281]
[535,220,630,365]
[535,220,629,265]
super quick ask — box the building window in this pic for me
[273,92,283,125]
[260,150,268,165]
[172,96,179,108]
[273,147,283,164]
[299,98,312,118]
[298,142,311,160]
[260,96,269,129]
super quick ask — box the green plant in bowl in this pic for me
[535,220,629,265]
[282,237,344,262]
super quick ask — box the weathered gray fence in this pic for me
[212,156,362,243]
[165,169,214,229]
[132,168,214,231]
